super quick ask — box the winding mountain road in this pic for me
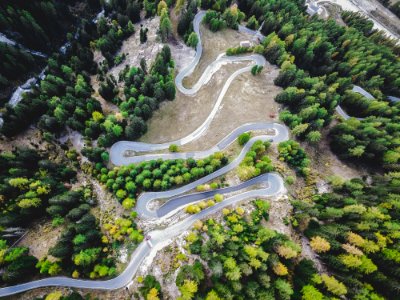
[111,12,271,158]
[0,11,288,297]
[135,135,286,219]
[111,122,288,165]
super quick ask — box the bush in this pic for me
[226,46,252,56]
[238,132,251,145]
[251,65,263,75]
[278,140,310,177]
[187,32,199,48]
[214,194,224,202]
[237,140,274,180]
[169,144,179,152]
[285,176,295,185]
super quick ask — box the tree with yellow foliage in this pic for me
[347,232,365,247]
[45,291,63,300]
[205,290,221,300]
[159,8,172,42]
[147,287,160,300]
[301,285,324,300]
[320,274,347,296]
[277,242,300,259]
[157,0,168,16]
[341,243,363,256]
[178,279,198,300]
[273,262,289,276]
[310,236,331,253]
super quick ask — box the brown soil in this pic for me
[302,126,367,181]
[182,67,280,152]
[266,195,293,237]
[108,16,163,79]
[17,221,63,260]
[0,128,50,152]
[322,3,347,26]
[140,24,281,151]
[140,61,247,143]
[90,15,195,116]
[183,23,251,86]
[359,0,400,37]
[91,179,125,227]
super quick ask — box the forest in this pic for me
[233,0,400,170]
[292,172,400,299]
[0,0,101,103]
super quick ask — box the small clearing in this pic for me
[302,126,368,181]
[18,221,63,260]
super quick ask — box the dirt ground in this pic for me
[302,126,368,181]
[361,0,400,37]
[0,128,50,152]
[266,195,293,236]
[140,23,281,151]
[322,2,347,25]
[182,23,249,86]
[18,221,63,260]
[90,15,195,117]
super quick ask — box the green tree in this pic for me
[160,9,172,42]
[187,32,199,48]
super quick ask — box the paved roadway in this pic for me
[110,11,270,160]
[0,172,284,296]
[111,122,288,165]
[135,135,287,219]
[335,85,399,120]
[0,10,288,297]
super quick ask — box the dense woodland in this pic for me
[164,200,359,300]
[101,152,228,208]
[293,172,400,299]
[0,148,76,230]
[0,0,101,102]
[0,0,400,298]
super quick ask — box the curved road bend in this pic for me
[156,172,281,218]
[335,85,398,120]
[111,122,288,165]
[110,11,270,158]
[135,135,287,219]
[0,173,284,297]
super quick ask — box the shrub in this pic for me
[238,132,251,145]
[214,194,224,202]
[285,176,295,185]
[169,144,179,152]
